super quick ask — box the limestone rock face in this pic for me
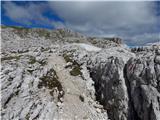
[1,26,160,120]
[126,51,160,120]
[90,56,129,120]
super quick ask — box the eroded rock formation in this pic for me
[1,26,160,120]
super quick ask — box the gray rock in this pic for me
[1,26,160,120]
[126,53,160,120]
[89,56,129,120]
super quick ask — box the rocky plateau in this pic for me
[1,26,160,120]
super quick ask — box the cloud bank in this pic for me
[2,1,160,46]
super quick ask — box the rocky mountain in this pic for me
[1,26,160,120]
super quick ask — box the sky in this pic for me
[1,1,160,46]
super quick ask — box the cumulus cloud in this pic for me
[2,1,64,28]
[50,2,156,31]
[49,1,159,45]
[2,1,160,45]
[124,33,160,46]
[3,2,45,24]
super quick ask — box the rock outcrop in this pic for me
[1,26,160,120]
[125,50,160,120]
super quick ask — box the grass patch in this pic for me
[63,53,82,76]
[28,56,36,64]
[70,65,82,76]
[38,68,64,100]
[63,54,73,63]
[2,25,30,37]
[38,60,47,66]
[13,27,29,38]
[1,25,29,30]
[36,29,51,39]
[38,68,62,90]
[27,55,47,65]
[2,25,52,39]
[1,55,21,61]
[25,113,30,120]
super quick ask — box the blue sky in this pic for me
[1,1,160,46]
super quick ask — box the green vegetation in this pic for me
[70,65,82,76]
[63,53,82,76]
[28,56,36,64]
[1,25,30,37]
[27,55,47,65]
[25,113,30,120]
[36,29,51,39]
[2,25,52,39]
[1,55,21,61]
[1,25,29,30]
[63,54,73,63]
[38,60,47,66]
[38,68,64,100]
[38,68,62,90]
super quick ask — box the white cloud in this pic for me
[2,1,160,45]
[50,2,156,30]
[49,1,159,45]
[2,1,64,28]
[3,2,31,23]
[51,21,66,28]
[125,33,160,46]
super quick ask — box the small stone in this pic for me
[96,108,101,113]
[66,88,70,93]
[155,56,160,64]
[65,62,72,68]
[59,97,64,102]
[156,49,160,55]
[79,94,85,102]
[74,116,78,119]
[57,102,62,107]
[93,104,103,109]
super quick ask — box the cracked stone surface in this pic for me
[1,26,160,120]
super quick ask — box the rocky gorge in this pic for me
[1,26,160,120]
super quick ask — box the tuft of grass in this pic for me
[1,55,21,61]
[1,25,29,30]
[63,54,73,63]
[28,56,36,64]
[38,60,47,66]
[38,68,62,90]
[25,113,30,120]
[38,68,64,100]
[27,55,47,65]
[36,29,51,39]
[63,53,82,76]
[70,65,82,76]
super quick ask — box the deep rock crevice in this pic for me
[88,53,160,120]
[123,63,141,120]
